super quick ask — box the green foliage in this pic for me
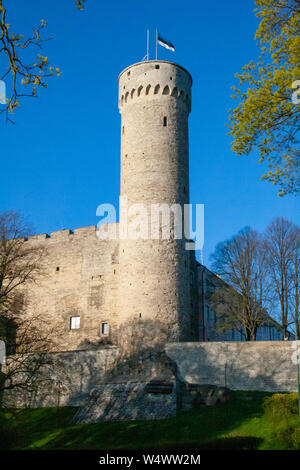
[229,0,300,196]
[263,393,300,448]
[0,1,60,122]
[0,0,87,122]
[264,392,298,420]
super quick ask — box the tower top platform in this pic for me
[118,60,192,84]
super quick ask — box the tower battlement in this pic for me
[118,61,192,113]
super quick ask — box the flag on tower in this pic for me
[157,33,175,52]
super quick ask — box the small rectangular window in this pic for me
[70,316,80,329]
[163,116,167,127]
[122,126,125,135]
[101,322,109,335]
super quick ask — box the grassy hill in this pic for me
[0,391,298,450]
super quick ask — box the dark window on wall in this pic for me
[122,126,125,135]
[163,116,167,127]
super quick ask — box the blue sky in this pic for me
[0,0,299,267]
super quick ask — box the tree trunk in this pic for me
[245,328,251,341]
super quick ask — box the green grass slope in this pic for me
[0,391,298,450]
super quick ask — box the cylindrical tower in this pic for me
[117,60,195,342]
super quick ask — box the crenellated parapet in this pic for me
[25,224,119,243]
[118,60,192,113]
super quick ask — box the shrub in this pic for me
[263,393,300,449]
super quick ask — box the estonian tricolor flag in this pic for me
[157,33,175,52]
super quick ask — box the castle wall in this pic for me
[166,341,298,393]
[3,348,119,407]
[22,225,119,351]
[4,341,297,411]
[12,61,200,353]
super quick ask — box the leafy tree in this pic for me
[0,0,85,122]
[229,0,300,196]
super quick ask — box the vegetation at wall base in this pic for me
[263,392,300,449]
[0,391,299,450]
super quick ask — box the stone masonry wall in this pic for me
[21,225,119,351]
[166,341,298,392]
[74,380,177,423]
[3,348,119,408]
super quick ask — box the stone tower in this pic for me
[117,60,197,342]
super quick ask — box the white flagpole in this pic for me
[155,28,158,60]
[147,29,149,61]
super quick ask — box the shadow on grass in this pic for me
[0,407,76,450]
[0,391,272,450]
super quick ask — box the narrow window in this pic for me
[163,116,167,127]
[56,267,60,272]
[122,126,125,135]
[101,322,109,335]
[70,316,80,330]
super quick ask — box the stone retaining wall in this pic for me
[166,341,298,393]
[74,379,177,423]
